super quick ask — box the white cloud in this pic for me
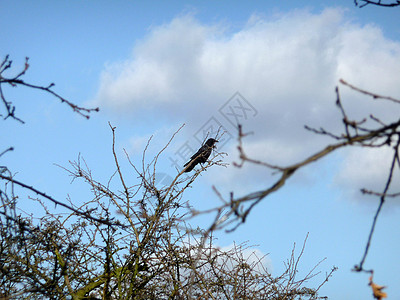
[335,146,400,202]
[95,15,217,110]
[126,135,150,156]
[94,8,400,201]
[219,243,273,273]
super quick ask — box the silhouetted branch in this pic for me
[354,136,400,272]
[0,173,121,227]
[0,55,99,122]
[0,147,14,158]
[1,54,103,240]
[1,122,333,299]
[354,0,400,7]
[196,80,400,277]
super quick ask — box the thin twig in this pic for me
[340,79,400,104]
[0,174,122,227]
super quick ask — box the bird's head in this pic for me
[205,138,218,147]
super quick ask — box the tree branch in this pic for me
[0,55,99,122]
[0,174,122,227]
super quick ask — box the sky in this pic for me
[1,1,400,298]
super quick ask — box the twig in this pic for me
[0,174,123,227]
[340,79,400,104]
[354,138,400,272]
[0,55,99,122]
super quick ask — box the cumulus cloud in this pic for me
[335,146,400,202]
[219,243,273,273]
[94,8,400,201]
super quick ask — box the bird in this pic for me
[183,138,218,172]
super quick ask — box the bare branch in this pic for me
[0,55,99,122]
[340,79,400,104]
[355,0,400,7]
[0,173,121,227]
[190,80,400,280]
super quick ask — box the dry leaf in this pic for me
[369,275,387,299]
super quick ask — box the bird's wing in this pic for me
[190,145,206,160]
[184,149,201,167]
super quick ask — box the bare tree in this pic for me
[1,121,334,299]
[1,53,394,298]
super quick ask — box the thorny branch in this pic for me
[57,126,332,299]
[0,115,333,298]
[0,173,122,227]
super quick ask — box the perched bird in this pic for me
[183,138,218,172]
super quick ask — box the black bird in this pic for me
[183,138,218,172]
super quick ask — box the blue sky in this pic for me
[2,1,400,298]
